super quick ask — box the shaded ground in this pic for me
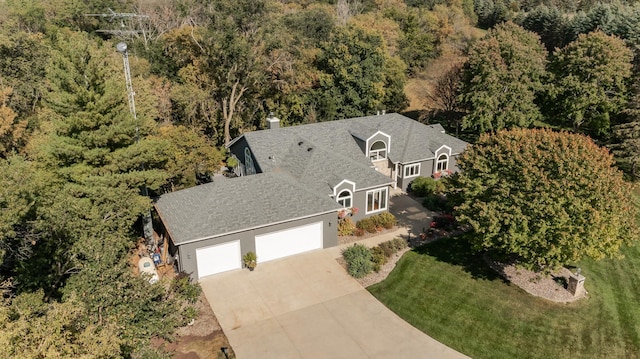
[153,293,235,359]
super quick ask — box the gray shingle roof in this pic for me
[238,113,468,187]
[154,172,341,245]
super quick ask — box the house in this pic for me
[155,113,468,280]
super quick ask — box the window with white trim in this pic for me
[337,190,352,208]
[366,187,388,214]
[245,147,256,175]
[369,141,387,161]
[436,154,448,172]
[404,163,420,178]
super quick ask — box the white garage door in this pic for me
[255,222,323,263]
[196,241,241,278]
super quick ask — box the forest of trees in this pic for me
[2,0,640,357]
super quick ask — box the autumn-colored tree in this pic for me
[451,128,638,271]
[459,22,548,133]
[548,31,632,136]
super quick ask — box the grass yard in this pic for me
[368,233,640,359]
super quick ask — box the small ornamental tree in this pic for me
[451,128,638,271]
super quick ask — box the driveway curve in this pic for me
[200,246,469,358]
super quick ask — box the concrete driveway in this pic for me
[200,246,469,358]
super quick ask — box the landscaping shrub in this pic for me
[375,212,397,229]
[353,228,365,236]
[371,246,388,272]
[341,244,373,278]
[356,217,378,233]
[391,237,408,251]
[356,213,397,233]
[338,218,356,236]
[432,214,456,230]
[171,272,202,304]
[378,240,396,257]
[422,193,450,212]
[409,176,445,197]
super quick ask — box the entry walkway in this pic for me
[201,225,469,358]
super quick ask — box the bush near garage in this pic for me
[342,244,374,278]
[342,238,408,277]
[355,212,398,233]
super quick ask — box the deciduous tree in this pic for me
[459,22,547,133]
[451,128,638,271]
[548,31,632,136]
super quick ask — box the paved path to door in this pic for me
[200,241,469,358]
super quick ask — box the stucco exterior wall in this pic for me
[176,212,337,280]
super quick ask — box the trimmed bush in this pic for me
[409,176,446,197]
[338,218,356,236]
[356,217,378,233]
[353,228,365,237]
[371,246,388,272]
[378,240,396,257]
[391,237,408,251]
[342,244,373,278]
[376,212,397,229]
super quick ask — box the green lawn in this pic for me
[368,234,640,359]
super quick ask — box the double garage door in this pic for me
[196,222,323,279]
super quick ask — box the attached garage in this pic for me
[255,222,323,263]
[154,172,341,280]
[196,241,241,278]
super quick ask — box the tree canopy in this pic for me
[459,22,548,133]
[451,128,638,271]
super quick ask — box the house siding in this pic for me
[396,154,461,192]
[176,212,337,280]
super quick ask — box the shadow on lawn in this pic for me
[413,233,507,283]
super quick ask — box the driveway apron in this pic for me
[200,248,469,358]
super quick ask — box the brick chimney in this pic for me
[266,112,280,129]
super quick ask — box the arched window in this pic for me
[337,190,352,208]
[436,154,448,172]
[245,147,256,175]
[369,141,387,161]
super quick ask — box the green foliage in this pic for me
[548,31,632,137]
[356,212,398,232]
[243,251,258,269]
[356,217,378,233]
[313,24,407,121]
[422,193,451,212]
[460,22,548,133]
[0,291,122,358]
[338,217,356,236]
[342,244,373,278]
[370,246,388,272]
[409,176,445,196]
[518,5,570,51]
[374,212,398,229]
[171,272,202,304]
[452,128,638,271]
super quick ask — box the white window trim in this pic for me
[366,187,388,214]
[436,154,448,173]
[369,141,387,162]
[404,163,421,178]
[337,190,352,208]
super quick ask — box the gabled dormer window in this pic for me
[436,154,448,172]
[337,190,352,208]
[369,141,387,161]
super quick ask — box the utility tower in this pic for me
[116,42,154,245]
[85,8,149,37]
